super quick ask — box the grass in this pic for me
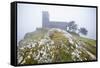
[49,31,69,46]
[71,33,96,56]
[77,37,96,55]
[24,28,48,41]
[18,28,97,64]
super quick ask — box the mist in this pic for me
[17,3,96,42]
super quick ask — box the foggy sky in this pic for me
[17,3,96,42]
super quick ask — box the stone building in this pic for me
[42,11,68,31]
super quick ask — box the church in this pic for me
[42,11,68,31]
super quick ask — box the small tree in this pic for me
[71,24,77,32]
[78,27,88,35]
[67,21,77,32]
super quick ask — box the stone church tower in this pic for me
[42,11,68,31]
[42,11,49,28]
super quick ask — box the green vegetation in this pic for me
[24,28,48,41]
[18,28,96,64]
[68,31,96,55]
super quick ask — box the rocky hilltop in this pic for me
[17,28,96,64]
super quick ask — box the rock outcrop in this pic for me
[17,28,96,64]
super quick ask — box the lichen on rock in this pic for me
[17,28,96,64]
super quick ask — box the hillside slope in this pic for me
[17,28,96,65]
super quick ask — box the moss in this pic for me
[49,31,69,46]
[24,55,38,64]
[60,49,72,62]
[49,32,73,62]
[18,28,96,64]
[82,41,96,56]
[79,50,92,61]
